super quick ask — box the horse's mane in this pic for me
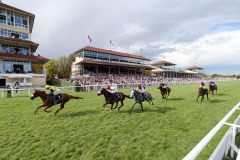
[133,90,143,101]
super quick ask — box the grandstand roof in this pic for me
[186,66,203,70]
[0,52,48,62]
[151,60,176,66]
[74,46,150,61]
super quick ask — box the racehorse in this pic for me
[158,83,171,99]
[30,90,83,115]
[196,88,209,102]
[209,84,217,95]
[97,88,131,111]
[129,90,153,113]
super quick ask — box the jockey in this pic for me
[160,82,167,88]
[209,79,216,86]
[137,84,145,93]
[199,82,206,89]
[137,84,146,98]
[105,84,120,99]
[45,85,62,103]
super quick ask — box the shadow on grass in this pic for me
[214,93,229,96]
[119,106,175,114]
[209,99,227,103]
[166,97,185,101]
[59,110,99,117]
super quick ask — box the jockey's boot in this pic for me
[53,95,58,104]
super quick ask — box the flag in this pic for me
[87,35,92,43]
[110,40,114,46]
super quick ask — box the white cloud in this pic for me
[160,30,240,67]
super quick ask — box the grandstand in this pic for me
[71,46,205,80]
[71,46,153,78]
[151,60,203,78]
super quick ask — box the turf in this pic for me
[0,80,240,160]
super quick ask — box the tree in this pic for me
[57,56,72,78]
[43,60,58,79]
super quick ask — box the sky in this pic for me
[3,0,240,74]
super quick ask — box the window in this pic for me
[0,29,29,40]
[0,9,6,24]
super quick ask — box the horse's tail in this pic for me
[70,95,83,99]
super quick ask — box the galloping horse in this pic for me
[129,90,153,113]
[30,90,83,115]
[209,84,217,95]
[97,88,131,111]
[158,83,171,99]
[196,88,209,102]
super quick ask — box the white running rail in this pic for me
[183,101,240,160]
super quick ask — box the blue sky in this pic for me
[3,0,240,74]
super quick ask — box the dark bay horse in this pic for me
[30,90,83,115]
[129,90,153,113]
[158,83,171,99]
[97,88,131,111]
[209,84,217,95]
[196,88,209,102]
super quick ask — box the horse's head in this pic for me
[30,90,44,100]
[97,88,106,96]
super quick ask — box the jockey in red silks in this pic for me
[137,84,145,93]
[137,84,147,99]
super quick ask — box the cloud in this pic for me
[2,0,240,73]
[158,30,240,69]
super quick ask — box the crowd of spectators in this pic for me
[69,73,229,86]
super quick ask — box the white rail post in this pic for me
[183,101,240,160]
[1,90,3,98]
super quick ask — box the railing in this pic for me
[0,78,238,98]
[183,101,240,160]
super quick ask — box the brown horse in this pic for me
[97,88,131,111]
[158,83,171,99]
[196,88,209,102]
[209,84,217,95]
[30,90,83,115]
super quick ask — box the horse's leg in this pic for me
[207,93,209,100]
[146,99,151,105]
[196,95,200,101]
[118,100,124,112]
[103,103,107,107]
[201,96,204,103]
[113,101,119,109]
[140,103,144,112]
[130,102,137,114]
[34,105,44,115]
[44,106,52,113]
[111,103,114,110]
[54,104,64,115]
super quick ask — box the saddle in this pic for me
[52,94,62,104]
[113,92,121,100]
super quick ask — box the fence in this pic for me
[0,79,238,98]
[0,80,203,98]
[183,101,240,160]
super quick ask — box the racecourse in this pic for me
[0,80,240,160]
